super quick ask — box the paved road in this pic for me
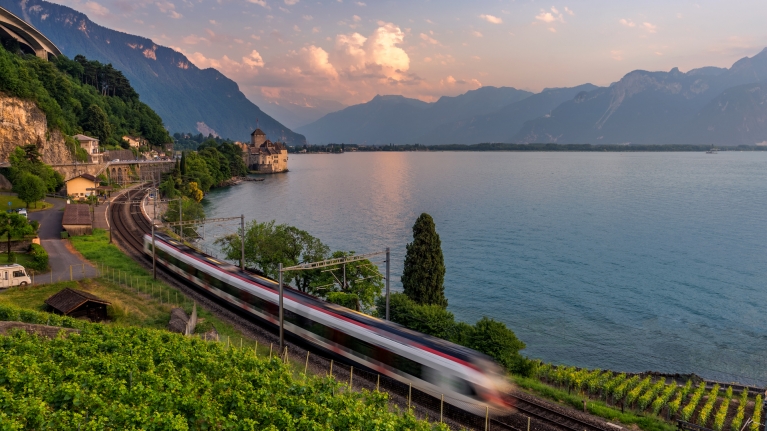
[28,197,99,284]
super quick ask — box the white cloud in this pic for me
[301,45,338,77]
[284,0,298,4]
[302,14,313,21]
[83,1,109,17]
[619,18,636,28]
[352,15,361,22]
[355,1,366,5]
[564,7,574,16]
[156,1,181,19]
[243,50,265,67]
[293,24,301,32]
[536,9,564,24]
[642,22,657,33]
[419,32,439,45]
[610,50,622,60]
[248,0,267,7]
[479,14,502,24]
[182,34,207,44]
[471,30,483,37]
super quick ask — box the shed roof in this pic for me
[45,288,110,315]
[62,204,92,226]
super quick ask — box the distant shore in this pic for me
[291,143,767,153]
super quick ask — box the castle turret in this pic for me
[250,128,266,147]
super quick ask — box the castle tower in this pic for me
[250,128,266,147]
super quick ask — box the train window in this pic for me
[392,354,423,379]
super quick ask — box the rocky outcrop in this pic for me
[0,93,74,165]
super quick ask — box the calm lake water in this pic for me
[203,152,767,385]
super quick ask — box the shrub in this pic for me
[27,243,48,272]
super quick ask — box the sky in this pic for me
[56,0,767,109]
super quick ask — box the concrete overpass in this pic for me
[0,6,61,60]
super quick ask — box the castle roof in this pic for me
[251,128,266,136]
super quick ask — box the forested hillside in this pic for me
[0,42,171,150]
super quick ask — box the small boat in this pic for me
[706,148,718,154]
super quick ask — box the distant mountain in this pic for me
[0,0,305,144]
[297,87,533,145]
[415,84,599,145]
[252,95,347,130]
[515,49,767,145]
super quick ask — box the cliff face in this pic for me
[0,93,74,165]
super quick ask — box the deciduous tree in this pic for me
[13,172,46,208]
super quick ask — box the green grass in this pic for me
[513,375,676,431]
[68,229,279,357]
[0,193,52,212]
[0,251,48,273]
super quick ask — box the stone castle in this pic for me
[238,128,289,173]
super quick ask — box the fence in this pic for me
[189,331,523,431]
[184,302,197,336]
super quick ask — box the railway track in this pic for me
[107,189,615,431]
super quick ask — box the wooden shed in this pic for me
[62,204,92,236]
[44,288,110,322]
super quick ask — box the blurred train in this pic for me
[144,232,513,414]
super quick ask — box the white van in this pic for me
[0,264,31,288]
[17,209,27,219]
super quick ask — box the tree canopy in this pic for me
[401,213,447,308]
[7,146,63,194]
[216,220,383,312]
[0,44,171,149]
[13,172,46,209]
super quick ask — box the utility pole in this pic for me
[240,214,245,271]
[278,263,284,352]
[152,220,156,280]
[178,197,182,239]
[385,247,390,321]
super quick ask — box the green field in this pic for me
[0,193,52,211]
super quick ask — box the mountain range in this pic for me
[299,49,767,146]
[0,0,306,144]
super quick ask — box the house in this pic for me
[123,135,146,148]
[243,128,289,173]
[65,173,97,198]
[72,134,102,162]
[45,288,110,321]
[62,204,92,235]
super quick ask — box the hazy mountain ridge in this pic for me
[0,0,306,144]
[515,49,767,145]
[300,48,767,146]
[297,87,533,145]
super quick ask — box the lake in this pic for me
[202,151,767,385]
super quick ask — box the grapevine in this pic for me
[638,380,666,411]
[0,304,446,430]
[651,382,678,416]
[712,387,733,431]
[681,382,708,422]
[626,376,653,408]
[697,384,721,426]
[731,390,749,431]
[750,395,763,431]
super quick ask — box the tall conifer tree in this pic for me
[401,213,447,308]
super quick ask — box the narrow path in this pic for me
[28,197,97,283]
